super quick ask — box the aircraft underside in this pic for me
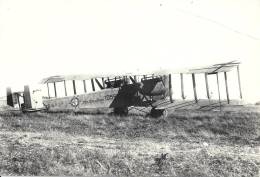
[43,75,171,117]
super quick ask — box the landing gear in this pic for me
[150,107,168,118]
[114,107,128,116]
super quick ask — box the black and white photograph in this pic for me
[0,0,259,176]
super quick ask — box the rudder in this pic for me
[23,85,32,109]
[6,87,14,107]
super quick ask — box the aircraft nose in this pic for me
[150,88,166,96]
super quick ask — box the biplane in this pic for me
[6,61,242,117]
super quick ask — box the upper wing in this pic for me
[40,60,240,84]
[40,73,133,84]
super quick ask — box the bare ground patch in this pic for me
[0,109,259,176]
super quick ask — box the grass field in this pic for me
[0,108,259,176]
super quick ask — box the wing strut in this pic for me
[129,76,136,83]
[192,73,198,103]
[134,75,137,82]
[54,82,57,97]
[180,73,185,100]
[47,83,50,98]
[102,78,105,88]
[237,65,242,99]
[205,73,210,99]
[16,93,21,109]
[91,79,95,91]
[224,72,230,104]
[169,74,173,103]
[83,80,87,93]
[95,78,104,90]
[64,80,67,96]
[216,73,221,110]
[72,80,77,95]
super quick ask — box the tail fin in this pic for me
[6,87,14,107]
[23,85,32,109]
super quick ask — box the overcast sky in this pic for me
[0,0,260,102]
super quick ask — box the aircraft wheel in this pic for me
[150,108,165,118]
[114,107,128,116]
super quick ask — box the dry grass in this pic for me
[0,108,259,176]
